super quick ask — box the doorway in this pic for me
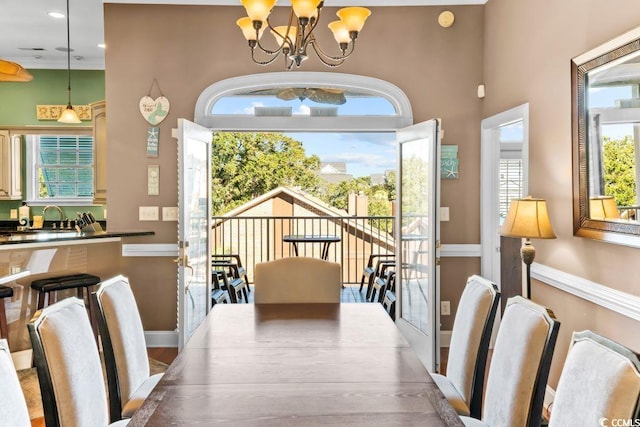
[480,104,529,311]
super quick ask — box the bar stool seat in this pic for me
[30,273,101,340]
[0,285,14,339]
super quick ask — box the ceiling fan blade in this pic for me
[307,88,346,105]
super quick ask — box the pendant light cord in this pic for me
[65,0,72,106]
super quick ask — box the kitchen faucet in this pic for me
[42,205,65,228]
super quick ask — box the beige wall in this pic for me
[104,4,485,331]
[484,0,640,387]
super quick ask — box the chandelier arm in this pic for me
[250,47,283,66]
[310,38,356,62]
[309,42,345,68]
[301,5,322,47]
[255,38,286,56]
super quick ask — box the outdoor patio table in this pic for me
[283,234,340,260]
[127,303,464,426]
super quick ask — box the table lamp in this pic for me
[499,196,556,298]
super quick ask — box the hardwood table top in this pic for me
[128,303,463,427]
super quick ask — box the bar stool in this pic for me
[0,285,13,339]
[29,273,101,339]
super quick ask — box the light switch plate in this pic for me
[440,207,450,222]
[163,207,178,221]
[139,206,159,221]
[9,209,17,219]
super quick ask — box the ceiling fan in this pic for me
[276,88,347,105]
[0,59,33,82]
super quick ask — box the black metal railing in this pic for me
[212,216,395,286]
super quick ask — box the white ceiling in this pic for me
[0,0,487,70]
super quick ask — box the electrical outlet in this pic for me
[441,301,451,316]
[9,209,17,219]
[139,206,159,221]
[163,207,178,221]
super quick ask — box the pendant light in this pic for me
[58,0,81,124]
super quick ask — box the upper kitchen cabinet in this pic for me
[0,130,22,200]
[91,100,106,205]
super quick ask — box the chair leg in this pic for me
[0,299,8,339]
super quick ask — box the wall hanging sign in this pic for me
[139,78,170,126]
[441,145,459,179]
[148,165,160,196]
[147,127,159,157]
[37,104,92,121]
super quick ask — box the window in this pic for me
[26,135,94,204]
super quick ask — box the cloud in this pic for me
[293,105,311,115]
[323,151,396,170]
[336,132,396,147]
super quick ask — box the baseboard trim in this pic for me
[145,330,178,348]
[122,244,179,257]
[440,244,481,257]
[11,349,33,371]
[532,262,640,322]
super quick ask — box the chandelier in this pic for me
[237,0,371,69]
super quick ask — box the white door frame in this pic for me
[480,103,529,288]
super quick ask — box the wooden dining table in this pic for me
[128,303,463,426]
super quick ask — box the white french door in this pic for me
[176,119,212,350]
[395,119,442,373]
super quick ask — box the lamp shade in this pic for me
[336,6,371,32]
[499,197,556,239]
[589,196,620,220]
[0,59,33,82]
[328,21,350,44]
[291,0,321,19]
[271,26,297,46]
[237,17,265,41]
[57,106,81,124]
[241,0,276,22]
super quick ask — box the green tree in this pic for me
[212,132,320,214]
[603,135,636,206]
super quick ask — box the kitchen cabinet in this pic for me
[0,130,22,200]
[91,100,106,205]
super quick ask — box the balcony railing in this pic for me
[212,216,395,286]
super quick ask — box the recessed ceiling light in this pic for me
[48,11,65,19]
[98,44,106,49]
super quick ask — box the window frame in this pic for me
[24,129,94,206]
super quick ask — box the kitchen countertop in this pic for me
[0,229,154,245]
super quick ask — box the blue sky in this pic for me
[589,86,635,139]
[214,95,397,177]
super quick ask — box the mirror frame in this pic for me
[572,27,640,247]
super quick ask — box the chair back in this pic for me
[28,297,110,427]
[93,275,150,421]
[254,257,341,303]
[549,330,640,426]
[447,275,500,418]
[0,339,31,427]
[482,296,560,427]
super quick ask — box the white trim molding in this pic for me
[440,244,481,257]
[145,330,179,348]
[532,262,640,322]
[122,243,179,257]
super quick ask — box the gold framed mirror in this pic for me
[572,26,640,246]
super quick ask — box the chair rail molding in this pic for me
[532,262,640,321]
[122,243,179,257]
[440,243,481,257]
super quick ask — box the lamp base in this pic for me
[520,239,535,299]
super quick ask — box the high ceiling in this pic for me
[0,0,486,70]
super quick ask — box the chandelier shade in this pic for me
[237,0,371,69]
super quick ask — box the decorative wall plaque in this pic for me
[36,104,92,121]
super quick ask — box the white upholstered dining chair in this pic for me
[28,297,129,427]
[460,296,560,427]
[432,275,500,418]
[0,339,31,427]
[93,275,163,421]
[548,330,640,426]
[254,257,341,303]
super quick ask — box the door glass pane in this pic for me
[400,135,433,332]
